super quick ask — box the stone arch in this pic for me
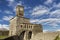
[28,31,32,40]
[18,31,25,40]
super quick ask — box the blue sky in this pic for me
[0,0,60,32]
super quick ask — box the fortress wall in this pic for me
[9,17,17,36]
[33,24,43,33]
[31,32,59,40]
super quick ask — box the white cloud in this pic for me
[30,18,60,28]
[56,3,60,8]
[13,1,23,12]
[7,0,16,7]
[44,0,53,5]
[30,2,60,30]
[53,3,60,8]
[4,10,13,14]
[7,0,24,13]
[56,29,60,31]
[50,9,60,18]
[6,0,15,7]
[32,5,49,16]
[3,16,13,21]
[32,10,48,15]
[24,6,31,9]
[7,0,23,7]
[38,18,60,23]
[17,1,23,5]
[6,0,14,2]
[31,3,60,18]
[30,19,39,23]
[43,30,49,33]
[0,24,9,30]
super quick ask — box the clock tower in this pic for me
[16,5,24,17]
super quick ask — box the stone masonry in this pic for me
[9,5,60,40]
[9,5,43,40]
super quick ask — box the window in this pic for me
[21,25,22,28]
[27,24,28,28]
[31,25,32,28]
[25,24,26,28]
[29,25,30,28]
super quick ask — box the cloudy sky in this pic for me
[0,0,60,32]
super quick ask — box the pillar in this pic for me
[24,31,29,40]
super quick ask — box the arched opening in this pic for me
[19,31,25,40]
[28,31,32,40]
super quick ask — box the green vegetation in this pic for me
[55,35,60,40]
[0,36,8,39]
[57,37,60,40]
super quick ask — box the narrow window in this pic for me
[31,25,32,28]
[29,25,30,28]
[21,25,22,28]
[25,24,26,28]
[27,24,28,28]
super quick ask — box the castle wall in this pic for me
[9,5,43,40]
[9,17,17,36]
[33,24,43,33]
[1,5,60,40]
[17,17,30,24]
[31,32,59,40]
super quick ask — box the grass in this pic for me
[0,36,8,39]
[55,35,60,40]
[56,38,60,40]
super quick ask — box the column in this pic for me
[24,31,28,40]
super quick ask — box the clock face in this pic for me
[20,8,23,11]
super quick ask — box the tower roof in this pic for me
[16,5,24,8]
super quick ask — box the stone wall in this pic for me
[9,5,43,40]
[9,17,17,36]
[31,32,59,40]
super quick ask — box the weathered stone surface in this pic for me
[31,32,60,40]
[8,5,60,40]
[9,5,43,40]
